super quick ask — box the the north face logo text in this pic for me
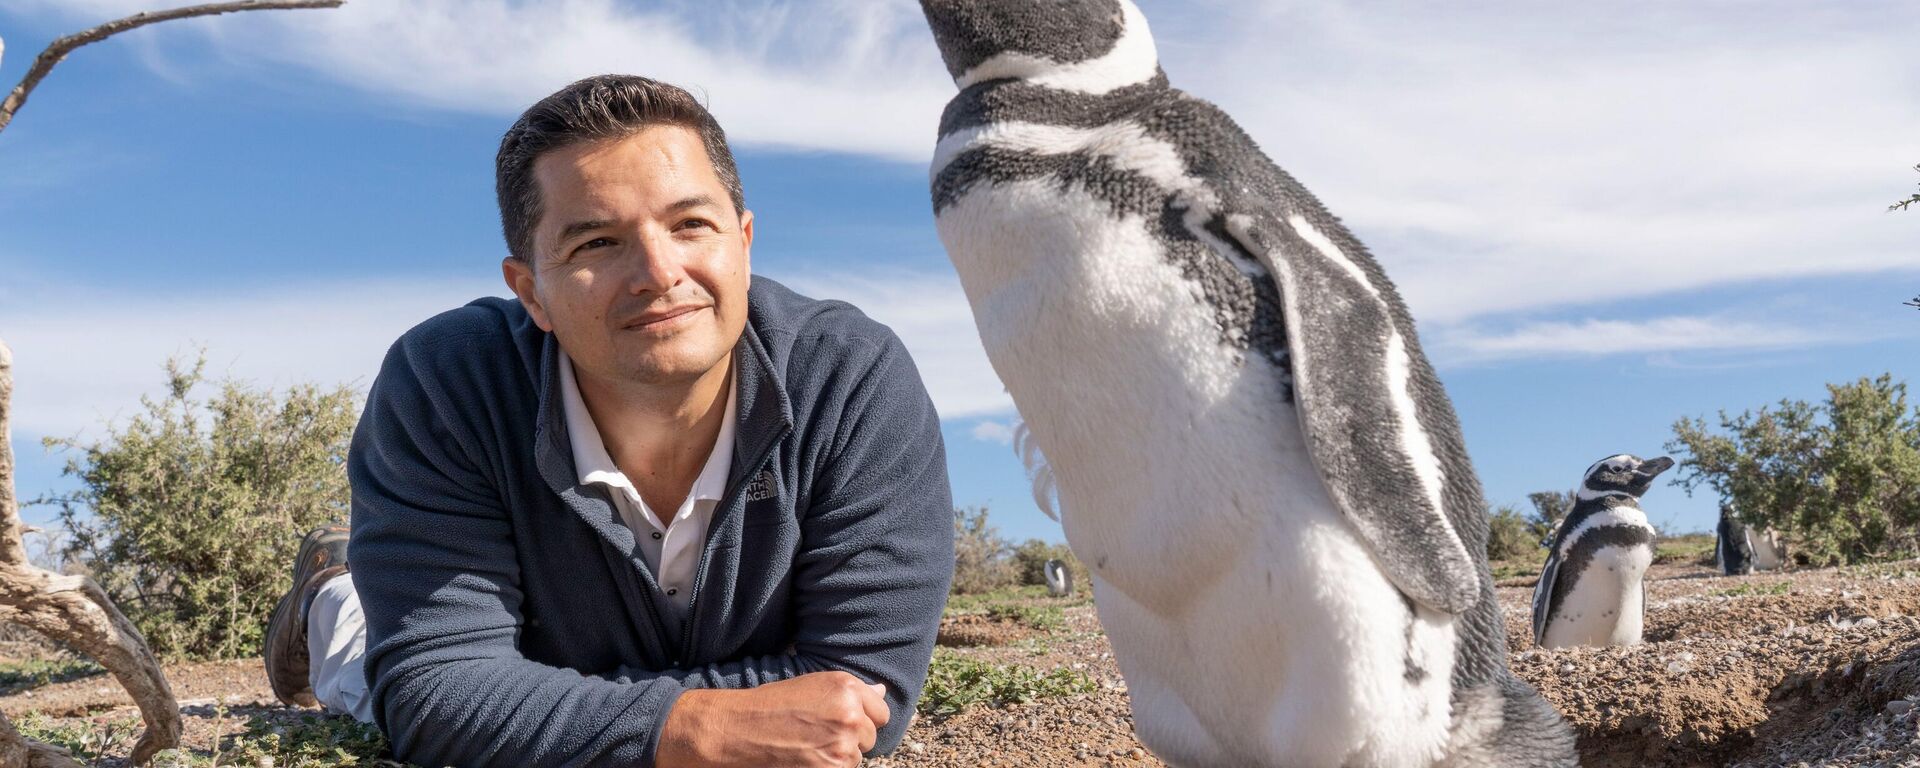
[745,470,777,502]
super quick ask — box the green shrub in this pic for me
[1669,373,1920,566]
[37,353,360,659]
[1010,538,1085,591]
[1486,503,1543,561]
[952,506,1018,594]
[919,649,1096,716]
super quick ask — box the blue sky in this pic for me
[2,0,1917,547]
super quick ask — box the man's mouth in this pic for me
[621,305,707,330]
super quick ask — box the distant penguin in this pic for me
[1749,524,1788,571]
[919,1,1575,765]
[1044,558,1074,597]
[1531,454,1673,648]
[1716,505,1755,576]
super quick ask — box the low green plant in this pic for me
[1712,581,1792,598]
[0,656,104,695]
[919,650,1096,716]
[224,713,398,767]
[1490,559,1545,582]
[987,603,1065,632]
[13,711,136,762]
[1655,533,1719,566]
[944,584,1050,614]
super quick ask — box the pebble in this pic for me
[1887,700,1913,716]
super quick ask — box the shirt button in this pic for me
[651,531,663,540]
[666,587,679,596]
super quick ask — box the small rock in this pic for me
[908,741,927,754]
[1887,700,1913,716]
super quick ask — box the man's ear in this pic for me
[501,257,555,332]
[739,208,754,272]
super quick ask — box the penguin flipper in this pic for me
[1224,213,1479,614]
[1530,548,1560,646]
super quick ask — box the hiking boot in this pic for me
[264,523,350,708]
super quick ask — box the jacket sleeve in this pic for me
[772,332,955,755]
[349,331,682,768]
[603,333,954,753]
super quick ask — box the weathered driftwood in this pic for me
[0,2,342,763]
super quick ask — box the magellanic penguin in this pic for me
[918,1,1575,765]
[1716,505,1788,575]
[1530,454,1673,649]
[1716,505,1755,576]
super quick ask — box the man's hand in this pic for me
[656,670,890,767]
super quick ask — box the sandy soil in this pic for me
[10,560,1920,766]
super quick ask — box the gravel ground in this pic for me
[10,561,1920,766]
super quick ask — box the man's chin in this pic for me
[611,344,730,386]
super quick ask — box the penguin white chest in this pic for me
[934,174,1457,767]
[1749,527,1787,570]
[1543,531,1654,649]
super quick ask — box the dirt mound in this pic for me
[1502,561,1920,767]
[0,659,275,720]
[936,614,1037,648]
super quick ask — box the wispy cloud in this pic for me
[1178,2,1920,322]
[5,0,954,161]
[969,419,1017,445]
[0,276,511,439]
[772,268,1011,419]
[12,0,1916,325]
[6,0,1917,397]
[1431,315,1862,366]
[0,267,1009,446]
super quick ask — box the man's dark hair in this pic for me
[496,74,746,263]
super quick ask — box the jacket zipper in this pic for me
[677,423,790,666]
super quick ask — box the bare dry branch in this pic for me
[0,0,344,136]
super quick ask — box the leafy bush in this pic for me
[36,354,360,659]
[1526,489,1577,543]
[1486,503,1543,561]
[1010,538,1085,590]
[919,649,1096,716]
[1669,373,1920,566]
[952,506,1018,594]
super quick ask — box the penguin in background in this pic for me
[1750,525,1790,571]
[918,1,1575,765]
[1716,505,1755,576]
[1717,506,1789,574]
[1531,454,1674,649]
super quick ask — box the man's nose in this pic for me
[625,232,687,295]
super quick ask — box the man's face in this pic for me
[503,126,752,388]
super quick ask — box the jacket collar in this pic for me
[533,309,794,513]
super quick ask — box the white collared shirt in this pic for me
[559,349,737,616]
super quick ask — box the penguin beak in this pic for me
[1638,456,1675,477]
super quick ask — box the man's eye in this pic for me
[575,237,614,253]
[677,219,714,232]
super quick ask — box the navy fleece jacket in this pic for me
[347,276,955,766]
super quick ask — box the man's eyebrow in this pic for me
[665,194,720,214]
[554,219,615,247]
